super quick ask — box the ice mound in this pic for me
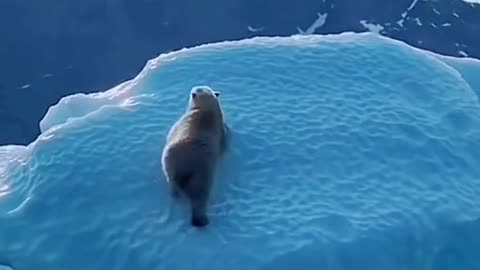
[1,32,480,270]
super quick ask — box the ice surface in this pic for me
[461,0,480,4]
[1,32,480,270]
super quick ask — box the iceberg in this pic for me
[0,32,479,270]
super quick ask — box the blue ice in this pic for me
[0,32,480,270]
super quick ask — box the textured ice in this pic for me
[1,32,480,270]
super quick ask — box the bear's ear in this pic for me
[214,91,220,97]
[191,92,197,99]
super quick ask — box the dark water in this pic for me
[0,0,479,145]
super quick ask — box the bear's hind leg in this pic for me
[190,196,209,227]
[187,181,210,227]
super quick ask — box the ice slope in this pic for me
[0,32,480,270]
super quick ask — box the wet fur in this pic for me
[161,87,228,227]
